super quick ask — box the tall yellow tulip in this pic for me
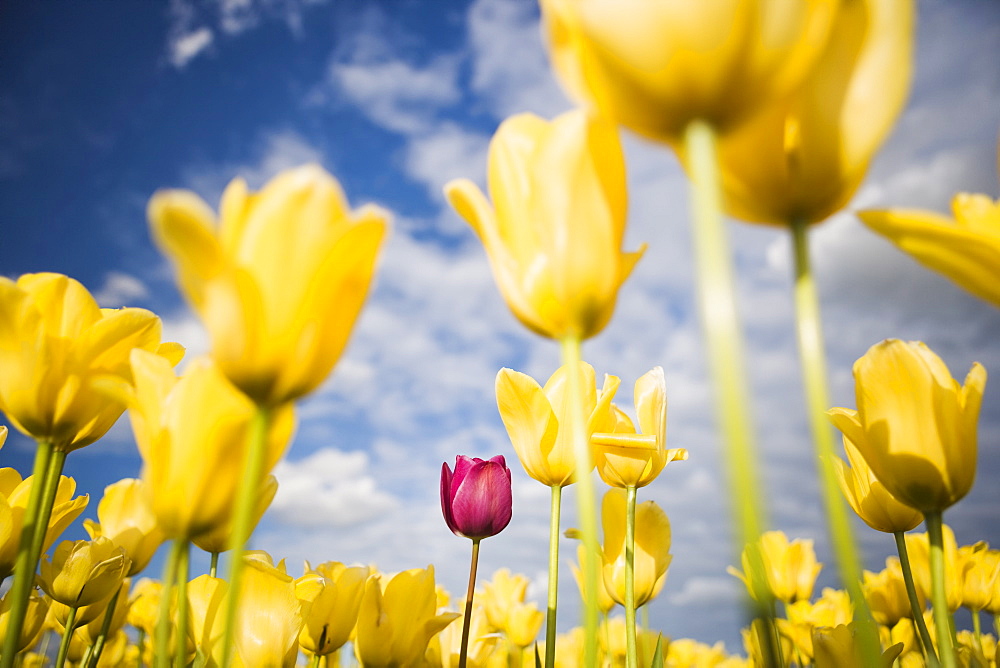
[148,164,388,408]
[233,555,302,668]
[714,0,913,225]
[828,339,986,513]
[539,0,839,143]
[832,437,923,534]
[83,478,165,576]
[295,563,370,657]
[729,531,822,604]
[445,109,644,341]
[599,489,671,608]
[859,194,1000,307]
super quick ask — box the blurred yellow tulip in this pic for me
[0,272,182,451]
[126,577,161,639]
[149,164,388,407]
[593,366,688,489]
[0,588,49,653]
[233,554,302,668]
[504,600,544,649]
[539,0,838,143]
[568,543,616,615]
[495,362,619,487]
[480,568,529,632]
[83,478,165,575]
[812,624,903,668]
[191,475,278,555]
[959,543,999,612]
[714,0,913,225]
[780,587,853,660]
[833,437,923,534]
[186,574,227,666]
[729,530,822,604]
[863,558,919,626]
[428,597,499,668]
[829,339,985,513]
[600,489,671,608]
[296,562,371,656]
[860,194,1000,307]
[445,109,644,341]
[904,526,962,612]
[38,537,130,608]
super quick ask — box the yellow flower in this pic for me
[593,366,688,488]
[539,0,838,143]
[296,563,371,656]
[192,475,278,555]
[0,471,88,581]
[729,530,822,604]
[599,615,663,668]
[233,554,303,668]
[860,194,1000,307]
[959,543,999,612]
[828,339,986,513]
[126,578,161,639]
[480,568,529,632]
[109,350,295,541]
[148,164,388,407]
[863,558,919,626]
[445,109,644,341]
[714,0,914,225]
[812,624,904,668]
[78,579,130,646]
[780,587,854,660]
[833,436,922,534]
[428,597,499,668]
[187,574,227,666]
[904,526,962,611]
[495,362,619,487]
[504,600,544,649]
[568,543,616,615]
[0,272,182,451]
[38,537,130,608]
[0,588,50,653]
[83,478,165,575]
[599,489,671,608]
[354,566,460,668]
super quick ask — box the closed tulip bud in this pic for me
[38,537,130,608]
[445,109,644,341]
[729,531,822,604]
[296,563,370,656]
[496,363,619,487]
[864,558,919,626]
[149,164,388,408]
[833,437,923,534]
[829,339,985,513]
[440,455,512,540]
[83,478,164,575]
[504,600,544,649]
[233,554,302,668]
[593,366,688,489]
[860,194,1000,307]
[600,489,671,608]
[0,272,182,451]
[186,574,227,666]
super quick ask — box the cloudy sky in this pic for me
[2,0,999,653]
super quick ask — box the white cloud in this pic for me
[668,576,741,607]
[168,27,214,69]
[402,123,490,205]
[94,271,150,307]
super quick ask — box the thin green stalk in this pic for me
[54,606,78,668]
[136,630,146,668]
[544,485,562,668]
[972,610,983,654]
[87,587,123,668]
[895,531,938,666]
[210,552,220,579]
[81,642,95,668]
[175,542,191,668]
[459,539,482,668]
[926,512,956,668]
[558,336,599,668]
[683,119,777,666]
[220,406,272,668]
[624,486,637,668]
[310,654,322,668]
[0,440,54,668]
[155,540,185,668]
[790,219,879,662]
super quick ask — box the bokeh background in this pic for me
[2,0,999,652]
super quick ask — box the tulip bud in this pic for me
[440,455,513,540]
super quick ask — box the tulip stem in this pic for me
[175,541,190,668]
[210,552,220,578]
[973,610,983,654]
[790,219,880,662]
[54,605,77,668]
[624,486,638,668]
[459,538,482,668]
[683,119,777,665]
[154,539,185,668]
[926,512,957,668]
[895,531,938,666]
[87,587,123,668]
[0,439,53,668]
[559,335,600,668]
[220,406,272,668]
[544,484,562,668]
[309,654,322,668]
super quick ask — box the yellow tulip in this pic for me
[863,558,919,626]
[428,598,499,668]
[593,366,688,489]
[568,543,616,615]
[186,574,227,666]
[828,339,986,513]
[480,568,529,632]
[83,478,164,575]
[904,526,962,612]
[780,587,854,660]
[354,566,460,668]
[192,475,278,555]
[713,0,913,225]
[728,530,822,604]
[812,624,903,668]
[126,577,161,639]
[860,194,1000,307]
[445,109,644,341]
[0,272,182,451]
[296,563,371,656]
[539,0,838,143]
[0,472,88,581]
[38,537,130,608]
[233,554,302,668]
[148,164,388,407]
[599,615,662,668]
[504,600,544,649]
[666,639,734,668]
[833,436,923,534]
[599,489,671,608]
[0,588,50,653]
[79,578,130,645]
[495,362,619,487]
[959,543,999,612]
[109,349,295,541]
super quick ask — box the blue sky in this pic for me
[2,0,1000,653]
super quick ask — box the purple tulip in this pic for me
[440,455,513,540]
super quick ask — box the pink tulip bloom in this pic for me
[440,455,513,540]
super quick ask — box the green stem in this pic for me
[790,219,880,662]
[683,119,776,666]
[926,512,956,668]
[459,539,481,668]
[895,531,938,666]
[87,587,123,668]
[972,609,983,654]
[220,406,272,668]
[210,552,220,579]
[54,606,78,668]
[624,486,637,668]
[310,654,322,668]
[136,630,146,668]
[154,540,185,668]
[175,541,191,668]
[0,440,54,668]
[558,336,599,668]
[544,485,562,668]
